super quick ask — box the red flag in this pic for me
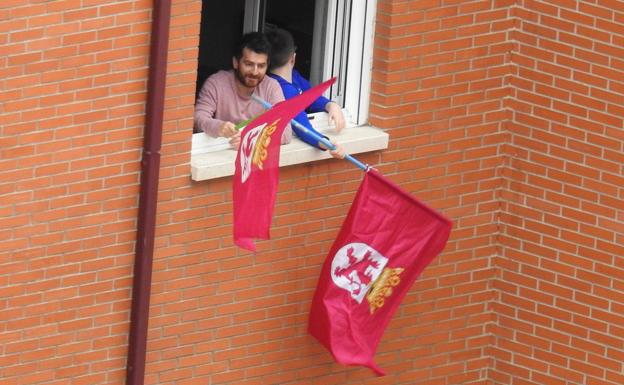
[233,78,336,251]
[308,169,452,375]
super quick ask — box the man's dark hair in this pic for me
[265,28,295,71]
[234,31,271,60]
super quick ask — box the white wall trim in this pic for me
[191,124,389,181]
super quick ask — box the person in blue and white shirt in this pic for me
[266,27,346,159]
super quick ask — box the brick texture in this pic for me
[494,1,624,384]
[1,0,623,385]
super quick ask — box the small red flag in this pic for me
[308,169,452,375]
[233,78,336,251]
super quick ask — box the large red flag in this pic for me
[308,169,452,375]
[233,78,336,251]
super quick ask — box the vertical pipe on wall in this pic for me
[126,1,171,385]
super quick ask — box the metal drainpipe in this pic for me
[126,1,171,385]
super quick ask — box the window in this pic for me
[191,0,386,181]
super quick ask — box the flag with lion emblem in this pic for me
[308,169,452,375]
[233,78,336,251]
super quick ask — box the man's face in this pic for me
[233,47,268,89]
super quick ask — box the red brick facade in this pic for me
[1,1,623,384]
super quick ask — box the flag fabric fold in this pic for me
[233,77,336,251]
[308,169,452,375]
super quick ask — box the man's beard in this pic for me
[235,69,262,88]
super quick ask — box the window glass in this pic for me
[196,0,246,98]
[262,0,317,80]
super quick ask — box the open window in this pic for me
[191,0,387,181]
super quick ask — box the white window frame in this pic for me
[316,0,375,126]
[191,0,385,181]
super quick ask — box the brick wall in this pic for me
[1,1,623,385]
[492,1,624,384]
[1,1,154,385]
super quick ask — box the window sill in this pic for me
[190,124,389,181]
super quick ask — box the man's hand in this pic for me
[320,139,345,159]
[218,121,238,138]
[229,131,241,150]
[326,102,346,133]
[329,141,345,159]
